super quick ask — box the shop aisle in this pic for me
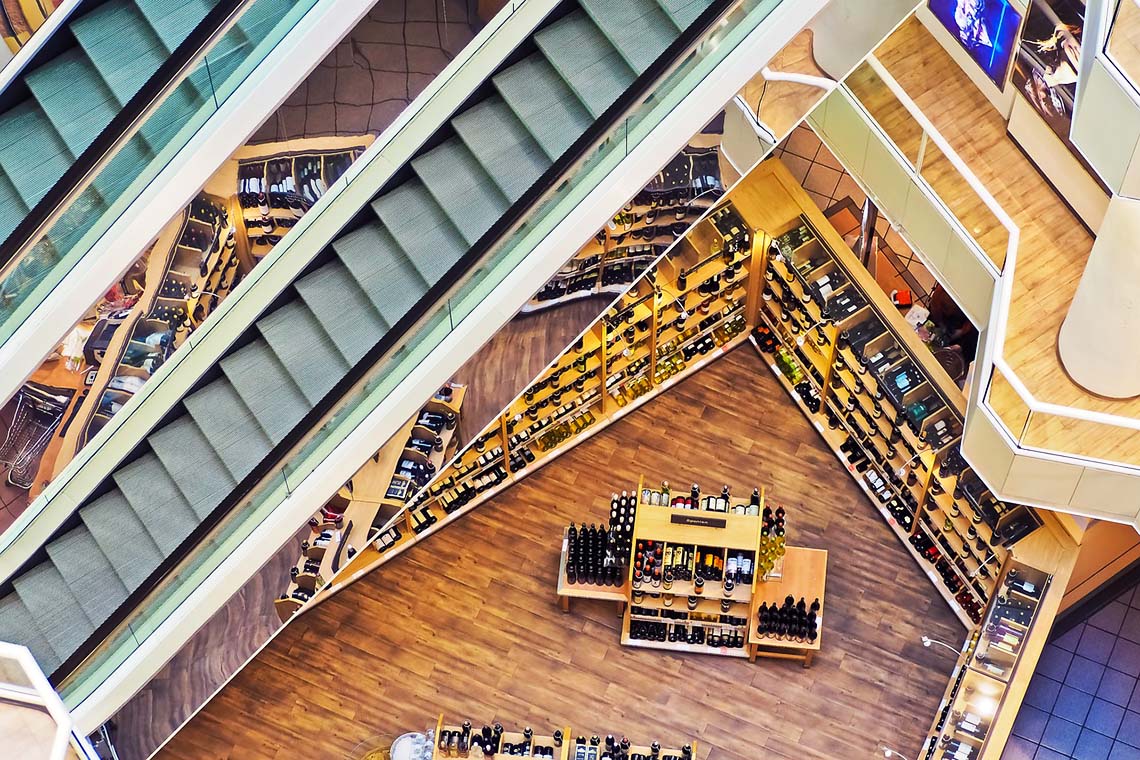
[156,346,963,760]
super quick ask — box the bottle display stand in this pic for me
[276,385,464,621]
[431,715,695,760]
[557,475,824,664]
[748,547,826,667]
[556,526,628,616]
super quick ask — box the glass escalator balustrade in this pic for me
[0,0,308,346]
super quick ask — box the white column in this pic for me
[1058,194,1140,397]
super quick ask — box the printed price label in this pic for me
[720,647,729,654]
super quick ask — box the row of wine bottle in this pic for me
[566,523,625,587]
[756,596,819,642]
[628,619,746,649]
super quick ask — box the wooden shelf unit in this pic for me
[739,161,1052,626]
[430,715,695,760]
[275,386,464,621]
[525,149,724,313]
[619,493,763,658]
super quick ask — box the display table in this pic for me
[748,546,827,667]
[555,526,628,615]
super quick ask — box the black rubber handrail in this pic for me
[0,0,250,267]
[49,0,736,685]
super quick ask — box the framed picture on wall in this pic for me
[1010,0,1084,152]
[927,0,1024,88]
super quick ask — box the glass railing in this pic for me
[1107,0,1140,95]
[58,0,787,710]
[0,0,319,348]
[844,59,1011,272]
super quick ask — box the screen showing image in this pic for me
[1011,0,1084,152]
[928,0,1023,88]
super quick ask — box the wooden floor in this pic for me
[157,346,964,760]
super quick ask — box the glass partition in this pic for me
[1107,0,1140,92]
[844,60,1009,271]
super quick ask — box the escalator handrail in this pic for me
[49,0,738,686]
[0,0,253,268]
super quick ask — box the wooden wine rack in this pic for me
[430,715,695,760]
[275,386,464,621]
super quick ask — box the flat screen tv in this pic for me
[928,0,1023,89]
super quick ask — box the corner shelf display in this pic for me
[329,193,760,586]
[921,562,1052,760]
[749,208,1044,627]
[525,145,725,312]
[430,715,696,760]
[237,145,366,261]
[275,384,464,621]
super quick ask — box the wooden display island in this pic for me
[557,476,828,666]
[430,715,694,760]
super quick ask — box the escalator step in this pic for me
[112,452,201,555]
[257,299,349,405]
[0,595,60,673]
[79,490,165,590]
[133,0,217,53]
[0,169,30,242]
[71,1,168,106]
[25,48,120,157]
[452,96,551,203]
[148,414,237,520]
[0,101,74,208]
[579,0,679,74]
[294,259,389,365]
[220,337,312,444]
[45,527,130,627]
[411,137,510,247]
[371,180,467,284]
[12,563,94,664]
[183,376,273,480]
[656,0,714,30]
[493,53,592,161]
[534,10,634,119]
[330,222,430,328]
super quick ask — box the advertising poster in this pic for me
[928,0,1023,88]
[1011,0,1084,152]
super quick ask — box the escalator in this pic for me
[0,0,285,248]
[0,0,727,679]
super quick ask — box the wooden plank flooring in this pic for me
[157,346,964,760]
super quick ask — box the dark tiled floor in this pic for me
[248,0,479,143]
[1004,587,1140,759]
